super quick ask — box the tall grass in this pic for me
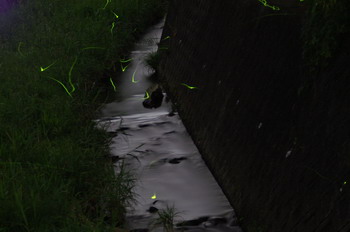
[151,205,181,232]
[0,0,168,231]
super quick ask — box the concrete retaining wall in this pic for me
[158,0,350,231]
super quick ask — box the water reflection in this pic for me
[95,19,243,232]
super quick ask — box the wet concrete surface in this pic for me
[95,19,243,232]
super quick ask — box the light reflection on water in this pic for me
[95,19,243,232]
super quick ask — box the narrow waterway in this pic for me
[95,19,243,232]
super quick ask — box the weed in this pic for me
[0,0,169,231]
[151,205,181,232]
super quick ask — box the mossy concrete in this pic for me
[158,0,350,231]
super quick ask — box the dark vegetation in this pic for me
[302,0,350,73]
[0,0,168,231]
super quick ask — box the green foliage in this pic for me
[0,0,168,231]
[151,205,181,232]
[302,0,350,71]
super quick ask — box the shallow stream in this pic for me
[95,19,243,232]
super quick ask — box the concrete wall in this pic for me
[158,0,350,231]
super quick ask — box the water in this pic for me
[95,19,243,232]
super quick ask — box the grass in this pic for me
[0,0,168,231]
[151,205,181,232]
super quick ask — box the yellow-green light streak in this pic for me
[181,83,198,89]
[102,0,111,10]
[258,0,280,10]
[120,58,132,63]
[110,22,115,35]
[120,63,130,72]
[161,36,171,41]
[109,77,117,92]
[68,56,78,93]
[132,70,139,83]
[111,10,119,19]
[40,60,58,72]
[151,193,157,199]
[47,76,72,98]
[143,91,150,100]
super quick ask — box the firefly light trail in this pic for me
[40,60,58,72]
[151,193,157,199]
[111,10,119,19]
[120,58,132,63]
[102,0,111,10]
[143,91,150,100]
[181,83,198,89]
[258,0,280,10]
[120,63,130,72]
[161,36,171,41]
[109,77,117,92]
[47,76,72,98]
[110,22,115,35]
[131,70,139,83]
[68,56,78,93]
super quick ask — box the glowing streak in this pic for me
[151,193,157,199]
[162,36,171,41]
[81,47,106,51]
[110,22,115,35]
[17,42,25,57]
[119,58,132,63]
[131,70,139,83]
[40,60,58,72]
[258,0,280,10]
[109,77,117,92]
[111,10,119,19]
[120,63,130,72]
[47,76,72,98]
[181,83,198,89]
[344,181,347,185]
[68,56,78,93]
[102,0,111,10]
[143,91,150,100]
